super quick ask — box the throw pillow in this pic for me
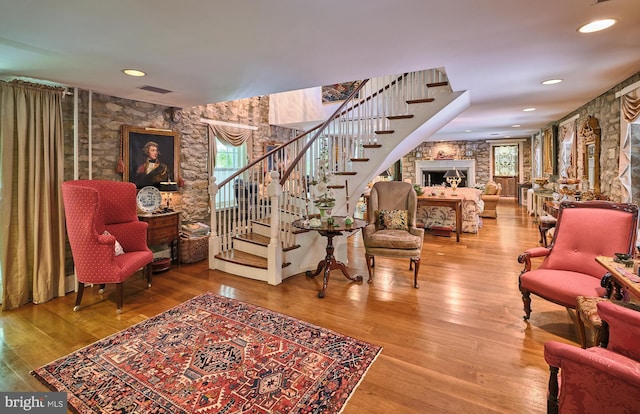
[378,209,409,230]
[103,230,125,256]
[485,181,498,195]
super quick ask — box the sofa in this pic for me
[415,186,484,233]
[479,181,502,218]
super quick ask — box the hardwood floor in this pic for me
[0,198,581,413]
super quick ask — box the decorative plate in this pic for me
[552,192,560,201]
[136,186,162,213]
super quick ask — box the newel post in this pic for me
[267,171,283,285]
[208,176,220,270]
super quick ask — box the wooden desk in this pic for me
[596,256,640,300]
[292,216,366,298]
[417,195,463,242]
[138,211,180,265]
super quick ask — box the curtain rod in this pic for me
[200,118,258,131]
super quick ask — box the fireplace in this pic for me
[415,160,476,188]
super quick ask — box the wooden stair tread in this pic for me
[362,144,382,148]
[215,249,291,269]
[427,81,449,87]
[327,185,345,189]
[374,130,394,134]
[350,158,370,162]
[251,218,308,234]
[334,171,357,175]
[407,98,435,104]
[234,232,300,251]
[387,114,414,120]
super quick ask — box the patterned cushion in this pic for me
[103,230,125,256]
[378,209,408,230]
[577,295,609,328]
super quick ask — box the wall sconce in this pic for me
[415,150,423,158]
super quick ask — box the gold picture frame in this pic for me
[122,125,180,189]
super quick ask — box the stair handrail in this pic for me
[279,79,370,185]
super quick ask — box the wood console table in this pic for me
[138,211,180,266]
[417,195,463,242]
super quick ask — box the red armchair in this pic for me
[518,201,638,321]
[544,301,640,413]
[62,180,153,313]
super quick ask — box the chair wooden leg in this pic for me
[411,257,420,289]
[365,254,374,283]
[115,283,123,314]
[576,311,588,349]
[521,290,532,320]
[145,264,152,287]
[73,282,85,311]
[547,366,559,414]
[98,283,106,294]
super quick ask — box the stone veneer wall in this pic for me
[401,139,532,187]
[61,90,296,274]
[554,71,640,202]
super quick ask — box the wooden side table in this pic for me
[138,211,180,266]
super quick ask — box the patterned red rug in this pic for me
[32,292,382,413]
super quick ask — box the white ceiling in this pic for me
[1,0,639,141]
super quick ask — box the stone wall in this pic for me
[62,92,297,222]
[554,71,640,201]
[401,139,532,186]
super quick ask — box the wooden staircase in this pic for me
[209,68,470,283]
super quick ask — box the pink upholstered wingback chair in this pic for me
[544,301,640,413]
[62,180,153,313]
[518,201,638,320]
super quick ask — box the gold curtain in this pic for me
[622,91,640,122]
[0,81,66,309]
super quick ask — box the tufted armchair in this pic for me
[62,180,153,313]
[363,181,424,288]
[479,181,502,218]
[544,301,640,413]
[517,201,638,322]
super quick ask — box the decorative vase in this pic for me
[318,206,333,223]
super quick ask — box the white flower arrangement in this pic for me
[310,139,335,208]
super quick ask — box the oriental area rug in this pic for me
[32,292,382,413]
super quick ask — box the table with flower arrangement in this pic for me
[292,216,367,298]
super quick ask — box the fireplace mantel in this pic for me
[415,159,476,187]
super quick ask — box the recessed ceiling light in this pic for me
[542,79,563,85]
[512,125,521,128]
[578,18,617,34]
[523,107,536,112]
[491,133,500,136]
[122,69,146,77]
[465,129,472,133]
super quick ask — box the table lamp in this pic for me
[444,169,465,195]
[159,181,179,211]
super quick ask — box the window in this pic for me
[214,139,247,208]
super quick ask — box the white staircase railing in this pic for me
[208,68,450,283]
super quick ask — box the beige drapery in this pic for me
[622,91,640,122]
[208,124,253,167]
[0,81,66,310]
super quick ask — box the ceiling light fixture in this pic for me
[523,107,536,112]
[465,129,472,133]
[512,125,521,128]
[542,79,563,85]
[578,18,617,33]
[122,69,146,77]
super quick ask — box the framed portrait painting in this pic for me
[264,142,287,174]
[542,125,557,175]
[122,125,180,189]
